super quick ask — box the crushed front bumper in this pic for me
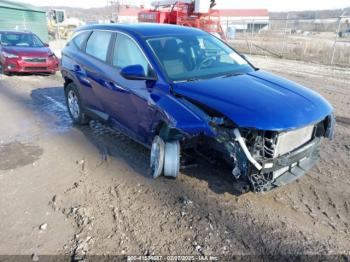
[250,137,322,192]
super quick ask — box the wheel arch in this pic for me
[61,69,81,93]
[154,121,184,142]
[149,94,211,143]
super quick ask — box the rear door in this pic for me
[63,31,99,109]
[83,30,115,118]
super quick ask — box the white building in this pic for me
[217,9,270,34]
[118,6,142,23]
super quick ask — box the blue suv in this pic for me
[61,24,335,193]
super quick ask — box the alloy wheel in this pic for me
[67,89,80,119]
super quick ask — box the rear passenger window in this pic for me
[112,34,150,75]
[85,31,112,61]
[72,31,90,50]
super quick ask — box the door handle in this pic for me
[106,81,128,93]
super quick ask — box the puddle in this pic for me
[31,87,73,133]
[0,141,43,170]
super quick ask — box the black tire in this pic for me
[65,82,89,125]
[0,64,10,76]
[0,63,4,75]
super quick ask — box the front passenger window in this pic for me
[112,34,150,76]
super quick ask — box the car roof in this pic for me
[75,23,207,38]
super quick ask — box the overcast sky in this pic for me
[14,0,350,11]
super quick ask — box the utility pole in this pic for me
[281,12,289,57]
[331,11,346,65]
[108,0,121,23]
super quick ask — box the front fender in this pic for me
[150,91,214,137]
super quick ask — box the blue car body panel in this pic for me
[173,70,333,131]
[61,23,334,147]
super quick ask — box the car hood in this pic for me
[2,46,52,57]
[173,70,333,131]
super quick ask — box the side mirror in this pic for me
[121,65,156,81]
[44,43,49,47]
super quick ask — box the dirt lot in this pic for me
[230,33,350,67]
[0,56,349,259]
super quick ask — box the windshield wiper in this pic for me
[174,77,202,83]
[222,72,245,78]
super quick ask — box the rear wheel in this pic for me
[65,83,89,125]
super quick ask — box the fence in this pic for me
[223,16,350,67]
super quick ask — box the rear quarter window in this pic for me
[85,31,112,62]
[71,31,91,50]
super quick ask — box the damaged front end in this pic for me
[209,114,335,193]
[171,95,335,193]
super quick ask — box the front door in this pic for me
[103,33,157,144]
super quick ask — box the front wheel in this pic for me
[164,140,180,178]
[0,63,6,75]
[150,136,165,178]
[150,137,181,179]
[65,83,89,125]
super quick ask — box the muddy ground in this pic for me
[0,56,349,258]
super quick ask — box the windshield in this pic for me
[147,34,254,82]
[0,33,44,48]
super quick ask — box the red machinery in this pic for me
[138,0,226,39]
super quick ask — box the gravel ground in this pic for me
[0,56,349,258]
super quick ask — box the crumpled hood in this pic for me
[2,46,51,57]
[173,70,333,131]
